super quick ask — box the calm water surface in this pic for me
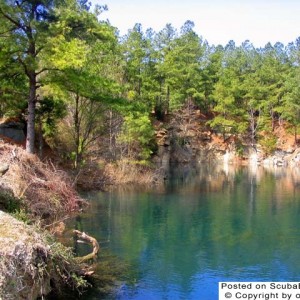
[67,164,300,299]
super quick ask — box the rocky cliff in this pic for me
[153,102,300,170]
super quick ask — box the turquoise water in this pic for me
[69,164,300,299]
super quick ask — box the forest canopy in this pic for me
[1,0,300,165]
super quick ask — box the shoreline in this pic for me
[1,139,300,299]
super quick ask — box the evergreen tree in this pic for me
[0,0,91,152]
[153,23,177,118]
[161,21,205,110]
[281,65,300,143]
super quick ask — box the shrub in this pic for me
[259,134,277,156]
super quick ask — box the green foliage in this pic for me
[1,2,300,161]
[0,0,114,153]
[0,190,21,212]
[235,140,245,157]
[279,67,300,142]
[118,112,155,160]
[37,96,67,137]
[46,236,89,291]
[11,209,31,224]
[159,21,206,110]
[121,23,160,112]
[0,190,30,224]
[259,134,277,155]
[208,40,293,142]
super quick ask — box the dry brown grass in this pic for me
[0,142,85,222]
[104,160,160,185]
[74,160,109,191]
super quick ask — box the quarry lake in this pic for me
[65,164,300,299]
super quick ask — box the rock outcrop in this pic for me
[0,121,25,144]
[153,103,300,170]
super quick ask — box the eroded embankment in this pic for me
[0,142,89,299]
[0,211,86,300]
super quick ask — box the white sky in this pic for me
[93,0,300,47]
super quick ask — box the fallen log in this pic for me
[73,230,100,263]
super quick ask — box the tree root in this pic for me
[73,230,100,264]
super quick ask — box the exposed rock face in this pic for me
[0,211,51,300]
[0,121,25,143]
[262,151,287,166]
[247,148,300,167]
[153,103,300,168]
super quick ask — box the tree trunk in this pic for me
[25,24,37,154]
[249,108,256,145]
[270,108,275,131]
[74,93,80,169]
[166,85,170,114]
[109,109,116,159]
[26,77,36,153]
[38,117,44,159]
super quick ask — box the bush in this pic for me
[259,134,277,155]
[118,112,155,160]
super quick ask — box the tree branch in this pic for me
[73,230,100,263]
[36,67,61,76]
[0,25,18,36]
[35,46,44,57]
[0,8,25,30]
[17,56,29,77]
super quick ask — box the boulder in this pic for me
[0,122,25,143]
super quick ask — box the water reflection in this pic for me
[66,164,300,299]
